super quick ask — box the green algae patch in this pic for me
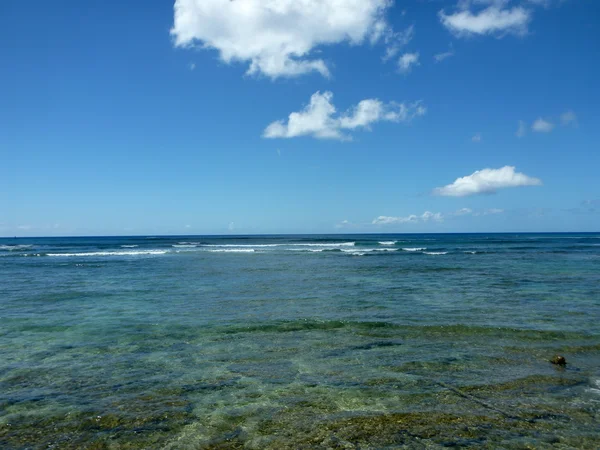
[0,393,195,450]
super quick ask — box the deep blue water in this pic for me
[1,234,599,448]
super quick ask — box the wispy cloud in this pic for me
[567,199,600,215]
[440,4,530,37]
[370,207,505,226]
[171,0,396,79]
[383,25,415,61]
[433,166,542,197]
[471,133,482,143]
[398,52,420,73]
[560,110,577,126]
[516,120,527,138]
[531,118,554,133]
[372,211,444,225]
[434,48,455,62]
[263,91,426,141]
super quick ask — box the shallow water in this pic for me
[1,234,599,448]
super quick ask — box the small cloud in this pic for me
[398,52,420,73]
[276,148,281,157]
[471,133,482,143]
[484,208,504,215]
[228,222,235,231]
[454,208,473,216]
[433,165,542,197]
[532,118,554,133]
[189,62,196,71]
[263,91,425,141]
[434,49,455,62]
[383,25,414,61]
[17,225,32,230]
[372,211,443,225]
[439,5,531,37]
[335,219,354,229]
[560,110,577,126]
[516,120,527,138]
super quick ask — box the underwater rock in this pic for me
[550,355,567,366]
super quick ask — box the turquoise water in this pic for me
[1,234,599,448]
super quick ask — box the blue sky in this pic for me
[1,0,598,236]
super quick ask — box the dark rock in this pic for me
[550,355,567,366]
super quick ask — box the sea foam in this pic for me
[47,250,167,257]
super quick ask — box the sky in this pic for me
[1,0,599,236]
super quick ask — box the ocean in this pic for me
[1,233,599,448]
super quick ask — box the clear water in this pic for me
[1,234,599,449]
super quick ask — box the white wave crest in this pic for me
[424,252,448,255]
[47,250,167,257]
[202,244,279,248]
[173,244,198,248]
[121,245,138,248]
[464,251,477,254]
[203,242,355,248]
[379,241,397,245]
[0,244,33,251]
[402,247,426,252]
[298,242,355,247]
[341,248,397,253]
[207,249,256,253]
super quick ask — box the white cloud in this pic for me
[561,110,577,126]
[433,165,542,197]
[263,91,426,141]
[371,207,505,225]
[372,211,444,225]
[228,222,235,231]
[434,49,455,62]
[516,120,527,138]
[383,25,415,61]
[531,118,554,133]
[398,52,420,73]
[440,5,530,37]
[454,208,473,216]
[471,133,482,143]
[171,0,394,79]
[189,62,196,71]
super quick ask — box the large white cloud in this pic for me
[440,4,530,37]
[263,91,426,140]
[171,0,395,78]
[433,166,542,197]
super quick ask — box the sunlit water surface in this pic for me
[1,234,599,448]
